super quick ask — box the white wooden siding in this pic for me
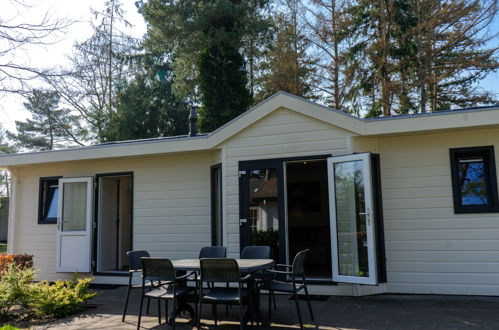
[219,108,355,258]
[369,128,499,295]
[10,152,213,282]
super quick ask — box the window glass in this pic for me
[450,146,499,213]
[46,186,59,218]
[211,165,223,246]
[38,177,61,224]
[458,157,487,205]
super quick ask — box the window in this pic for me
[450,146,499,213]
[211,165,223,245]
[38,177,62,224]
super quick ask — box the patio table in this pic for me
[171,258,274,326]
[172,258,274,273]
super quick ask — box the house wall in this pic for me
[9,152,214,282]
[220,108,356,258]
[353,127,499,296]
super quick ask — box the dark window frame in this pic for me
[211,164,223,246]
[450,146,499,213]
[38,176,62,224]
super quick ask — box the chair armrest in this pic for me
[176,271,196,281]
[268,269,292,275]
[276,264,293,269]
[240,273,252,282]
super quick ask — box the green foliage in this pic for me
[8,89,86,151]
[0,325,20,330]
[29,276,97,318]
[0,265,34,319]
[0,244,6,254]
[139,0,267,132]
[103,54,189,141]
[197,43,252,133]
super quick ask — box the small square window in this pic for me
[38,177,62,224]
[450,146,499,213]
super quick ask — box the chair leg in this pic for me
[293,292,303,329]
[172,297,177,330]
[137,295,145,330]
[239,301,244,330]
[165,299,169,324]
[157,298,161,325]
[268,290,272,319]
[146,297,151,315]
[197,300,203,329]
[273,291,277,311]
[122,283,132,322]
[303,284,314,321]
[214,303,218,326]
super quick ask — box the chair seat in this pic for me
[261,280,304,293]
[144,285,193,299]
[201,287,249,303]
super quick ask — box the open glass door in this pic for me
[327,153,378,285]
[56,177,93,273]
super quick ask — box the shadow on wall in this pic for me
[0,198,8,242]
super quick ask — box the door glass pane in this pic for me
[62,182,88,231]
[212,167,223,245]
[334,160,368,277]
[248,169,279,261]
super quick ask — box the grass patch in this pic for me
[0,244,6,253]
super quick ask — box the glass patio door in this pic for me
[56,177,93,273]
[239,161,286,264]
[327,153,378,285]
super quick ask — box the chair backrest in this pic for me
[199,246,227,259]
[141,257,176,282]
[200,258,240,283]
[241,246,271,259]
[127,250,150,272]
[292,249,309,276]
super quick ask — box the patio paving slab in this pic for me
[33,286,499,329]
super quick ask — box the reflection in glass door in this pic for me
[240,162,285,263]
[328,153,378,285]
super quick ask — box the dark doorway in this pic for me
[286,160,332,279]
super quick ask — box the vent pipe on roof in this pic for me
[189,106,198,137]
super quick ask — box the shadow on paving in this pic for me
[33,286,499,329]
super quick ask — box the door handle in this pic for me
[358,208,371,225]
[239,218,247,226]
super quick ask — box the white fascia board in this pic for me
[0,135,210,167]
[207,92,365,148]
[364,107,499,135]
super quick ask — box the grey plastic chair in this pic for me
[197,258,252,330]
[241,246,271,259]
[199,246,227,258]
[260,249,314,329]
[137,258,195,330]
[122,250,150,322]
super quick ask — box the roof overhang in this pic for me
[1,91,498,168]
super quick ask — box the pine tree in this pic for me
[257,9,317,101]
[103,54,189,141]
[139,0,269,132]
[8,89,85,151]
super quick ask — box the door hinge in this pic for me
[92,260,96,267]
[94,182,98,189]
[238,170,246,178]
[93,222,97,229]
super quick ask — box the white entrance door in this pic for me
[327,153,378,285]
[56,177,93,273]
